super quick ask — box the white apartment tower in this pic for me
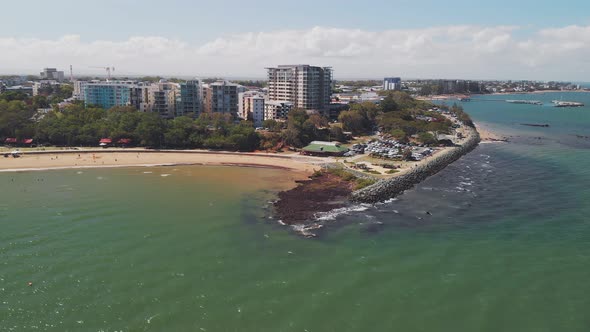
[266,65,332,111]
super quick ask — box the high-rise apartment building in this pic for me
[202,81,239,116]
[266,65,332,111]
[178,80,201,118]
[383,77,402,91]
[139,81,179,118]
[40,68,65,82]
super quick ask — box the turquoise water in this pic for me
[2,93,590,331]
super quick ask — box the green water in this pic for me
[2,93,590,331]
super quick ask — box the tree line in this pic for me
[0,91,344,151]
[337,91,460,144]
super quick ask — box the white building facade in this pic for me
[267,65,332,111]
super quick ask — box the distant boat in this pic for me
[458,97,471,102]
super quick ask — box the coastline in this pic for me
[474,122,509,142]
[0,149,323,176]
[418,90,589,101]
[351,125,481,203]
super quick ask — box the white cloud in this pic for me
[0,25,589,80]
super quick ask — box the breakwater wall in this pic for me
[350,127,481,203]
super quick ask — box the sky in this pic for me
[1,0,590,80]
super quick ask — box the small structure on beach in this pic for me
[301,141,349,157]
[4,138,17,145]
[99,138,112,147]
[4,138,33,146]
[117,138,132,147]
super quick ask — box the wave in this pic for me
[314,204,371,221]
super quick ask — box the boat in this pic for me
[506,100,543,105]
[552,100,584,107]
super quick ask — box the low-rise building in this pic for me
[264,100,293,122]
[32,80,61,96]
[301,141,349,157]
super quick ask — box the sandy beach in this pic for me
[0,149,325,175]
[474,122,509,142]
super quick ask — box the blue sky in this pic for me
[5,0,590,41]
[1,0,590,80]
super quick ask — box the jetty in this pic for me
[521,123,550,128]
[506,100,543,105]
[552,100,584,107]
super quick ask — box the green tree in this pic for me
[390,129,407,141]
[418,132,437,145]
[136,113,165,147]
[380,94,399,112]
[329,126,346,142]
[338,110,367,135]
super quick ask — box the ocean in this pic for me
[1,92,590,331]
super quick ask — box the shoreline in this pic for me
[474,122,509,142]
[417,90,589,101]
[0,149,323,175]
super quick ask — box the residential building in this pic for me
[383,77,401,91]
[5,85,33,95]
[139,81,179,118]
[264,100,293,121]
[83,81,136,109]
[239,91,267,123]
[73,80,86,100]
[202,80,239,116]
[32,80,61,96]
[178,80,201,118]
[267,65,332,111]
[243,95,265,127]
[40,68,65,82]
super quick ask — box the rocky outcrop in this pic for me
[351,127,481,203]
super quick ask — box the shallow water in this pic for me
[2,92,590,331]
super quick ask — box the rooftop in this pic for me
[303,141,349,154]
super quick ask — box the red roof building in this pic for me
[4,138,17,144]
[22,138,33,144]
[99,138,112,144]
[117,138,131,144]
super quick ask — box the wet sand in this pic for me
[474,122,509,142]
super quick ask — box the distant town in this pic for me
[0,67,586,126]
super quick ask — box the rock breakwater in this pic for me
[351,127,481,203]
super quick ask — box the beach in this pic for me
[475,122,508,142]
[0,149,323,176]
